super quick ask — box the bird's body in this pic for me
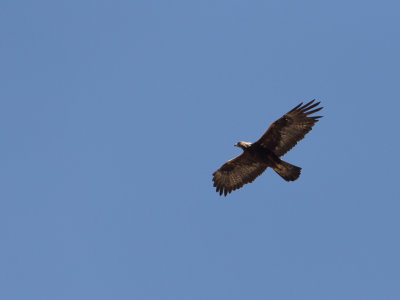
[212,100,323,196]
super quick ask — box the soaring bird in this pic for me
[212,100,323,196]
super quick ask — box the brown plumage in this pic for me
[212,100,323,196]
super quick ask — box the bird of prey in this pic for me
[212,100,323,196]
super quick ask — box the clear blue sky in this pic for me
[1,1,400,299]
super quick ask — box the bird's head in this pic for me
[234,141,252,150]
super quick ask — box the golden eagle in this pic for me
[212,100,323,196]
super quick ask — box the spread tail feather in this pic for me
[272,160,301,181]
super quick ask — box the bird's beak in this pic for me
[234,143,238,147]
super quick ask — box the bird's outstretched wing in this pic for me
[254,100,323,157]
[212,151,267,196]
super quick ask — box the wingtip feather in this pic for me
[289,102,303,113]
[299,100,318,112]
[305,107,323,115]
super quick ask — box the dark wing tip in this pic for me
[299,101,320,112]
[289,99,322,114]
[311,116,323,120]
[289,102,304,112]
[301,99,315,109]
[305,107,323,115]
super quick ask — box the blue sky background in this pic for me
[1,0,400,299]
